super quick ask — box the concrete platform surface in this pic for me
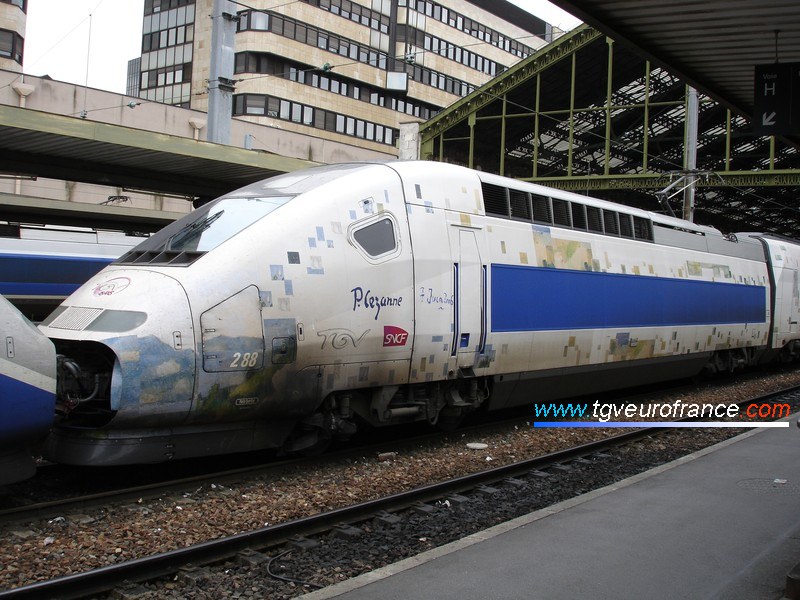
[302,418,800,600]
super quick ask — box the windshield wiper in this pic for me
[166,210,224,251]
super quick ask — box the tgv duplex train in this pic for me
[3,160,800,476]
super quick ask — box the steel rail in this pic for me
[0,412,533,526]
[0,459,298,526]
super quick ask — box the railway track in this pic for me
[0,372,758,522]
[0,413,535,526]
[2,387,798,600]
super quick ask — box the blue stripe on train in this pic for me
[491,264,767,332]
[0,254,112,297]
[0,372,55,441]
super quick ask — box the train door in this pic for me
[200,285,265,373]
[450,226,487,369]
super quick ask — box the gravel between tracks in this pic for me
[2,371,800,593]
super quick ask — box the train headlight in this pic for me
[85,310,147,332]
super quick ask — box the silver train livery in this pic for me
[5,160,800,474]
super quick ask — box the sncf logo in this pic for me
[383,325,409,347]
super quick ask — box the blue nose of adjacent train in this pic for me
[0,295,57,483]
[0,365,55,443]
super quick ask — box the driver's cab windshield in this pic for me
[114,163,371,265]
[164,196,290,252]
[115,194,292,264]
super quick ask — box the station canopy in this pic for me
[421,1,800,237]
[0,104,317,231]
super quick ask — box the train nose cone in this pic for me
[39,268,196,421]
[89,271,195,419]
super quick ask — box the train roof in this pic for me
[248,160,724,240]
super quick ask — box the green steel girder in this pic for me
[532,170,800,192]
[420,26,604,145]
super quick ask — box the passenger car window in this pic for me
[552,199,571,227]
[509,189,531,220]
[532,194,552,224]
[603,210,619,235]
[571,203,587,230]
[619,213,634,238]
[587,206,603,233]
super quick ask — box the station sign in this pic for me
[753,62,800,136]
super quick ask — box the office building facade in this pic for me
[133,0,556,154]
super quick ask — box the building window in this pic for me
[307,0,389,34]
[1,0,26,12]
[143,22,194,50]
[0,29,23,64]
[145,0,195,15]
[411,29,504,76]
[234,52,439,120]
[400,57,474,96]
[140,63,191,91]
[399,0,542,59]
[238,9,393,84]
[140,0,195,105]
[233,93,399,146]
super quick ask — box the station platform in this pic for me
[304,416,800,600]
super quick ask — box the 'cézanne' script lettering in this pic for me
[351,286,403,320]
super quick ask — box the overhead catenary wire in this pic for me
[80,12,93,118]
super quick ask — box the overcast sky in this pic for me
[24,0,145,94]
[23,0,581,95]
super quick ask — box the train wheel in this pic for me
[282,426,331,455]
[297,435,332,457]
[436,407,464,432]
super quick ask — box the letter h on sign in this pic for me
[753,62,800,135]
